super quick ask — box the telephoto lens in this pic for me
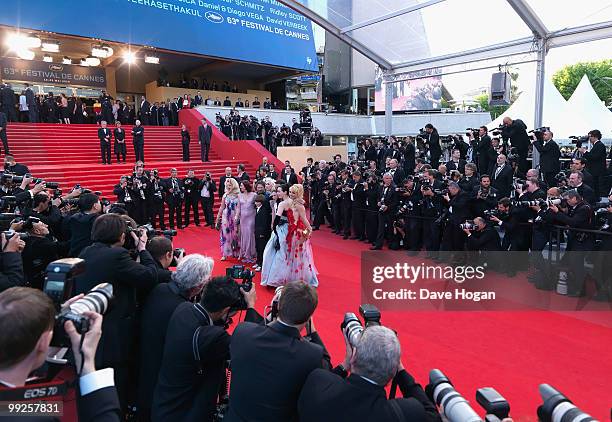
[428,369,481,422]
[340,312,364,348]
[537,384,595,422]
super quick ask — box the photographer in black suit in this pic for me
[200,172,217,227]
[164,168,184,230]
[0,287,121,422]
[138,254,213,421]
[445,149,466,174]
[464,217,502,268]
[470,126,492,175]
[490,154,514,198]
[153,276,261,422]
[568,171,597,205]
[424,124,441,166]
[64,193,102,257]
[531,129,560,187]
[0,110,9,155]
[183,169,201,227]
[298,325,439,422]
[371,173,399,250]
[227,281,331,422]
[578,129,606,198]
[501,117,530,174]
[75,214,158,410]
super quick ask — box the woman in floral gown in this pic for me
[237,180,257,264]
[215,178,241,260]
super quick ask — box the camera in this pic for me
[43,258,114,347]
[3,229,30,241]
[475,387,511,422]
[169,247,185,267]
[0,213,17,231]
[537,384,594,422]
[594,207,610,231]
[483,209,502,219]
[0,195,17,211]
[529,126,550,142]
[569,135,588,148]
[459,220,476,231]
[428,369,481,422]
[340,304,381,348]
[11,215,41,231]
[513,178,526,191]
[226,265,255,310]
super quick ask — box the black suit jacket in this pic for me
[0,252,24,293]
[466,226,502,251]
[445,159,466,174]
[533,139,561,173]
[298,369,439,422]
[75,243,158,366]
[218,175,235,198]
[583,141,607,176]
[25,87,36,106]
[491,164,514,198]
[281,172,298,186]
[388,168,405,186]
[448,191,472,225]
[138,282,188,411]
[131,125,144,143]
[254,204,272,238]
[377,185,399,216]
[98,127,111,143]
[576,183,597,205]
[199,124,213,144]
[226,321,331,422]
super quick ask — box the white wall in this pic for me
[195,105,490,136]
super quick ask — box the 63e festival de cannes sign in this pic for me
[0,57,106,88]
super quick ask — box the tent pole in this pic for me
[532,37,547,168]
[385,77,394,137]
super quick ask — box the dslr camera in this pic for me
[459,220,476,231]
[340,304,381,348]
[226,265,255,310]
[43,258,113,347]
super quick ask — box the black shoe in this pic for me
[350,236,359,240]
[343,235,349,240]
[312,227,319,231]
[370,246,382,250]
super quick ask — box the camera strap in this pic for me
[192,303,211,376]
[388,400,404,421]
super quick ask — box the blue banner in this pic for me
[0,0,318,71]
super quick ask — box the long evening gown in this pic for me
[220,195,240,258]
[238,192,256,262]
[261,208,318,287]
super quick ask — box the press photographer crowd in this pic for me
[303,119,612,301]
[0,114,607,421]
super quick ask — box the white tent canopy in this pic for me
[567,75,612,139]
[487,78,591,139]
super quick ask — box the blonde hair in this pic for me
[225,178,240,196]
[289,184,305,206]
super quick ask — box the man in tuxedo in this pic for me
[298,325,439,422]
[471,126,492,175]
[0,287,121,422]
[445,149,466,174]
[301,157,315,180]
[579,129,606,198]
[440,182,472,262]
[113,121,126,163]
[371,173,399,250]
[501,116,530,174]
[131,120,145,162]
[183,169,201,227]
[403,139,416,175]
[387,158,405,186]
[24,83,38,123]
[281,164,298,186]
[169,98,179,126]
[194,91,203,106]
[532,129,561,187]
[253,194,271,271]
[491,154,514,198]
[164,168,184,229]
[218,167,234,198]
[0,83,17,122]
[139,96,151,125]
[465,216,502,268]
[198,118,212,162]
[568,171,597,205]
[199,172,216,227]
[235,97,244,108]
[570,158,594,188]
[268,163,279,180]
[0,111,9,155]
[98,120,112,165]
[226,281,331,422]
[223,96,231,106]
[424,123,442,166]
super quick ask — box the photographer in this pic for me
[75,214,158,409]
[471,175,498,217]
[371,173,399,250]
[28,190,74,238]
[149,170,166,230]
[146,235,181,284]
[227,281,331,422]
[544,190,594,297]
[183,169,201,227]
[0,232,25,293]
[529,187,563,288]
[163,168,184,230]
[445,149,466,174]
[424,124,441,166]
[131,163,150,225]
[440,182,471,263]
[591,194,612,301]
[501,117,530,174]
[350,171,367,241]
[0,287,120,421]
[200,172,217,227]
[153,276,261,422]
[578,129,606,197]
[531,129,560,187]
[138,254,213,421]
[64,193,101,257]
[419,170,446,259]
[471,126,492,175]
[3,154,30,176]
[488,198,528,274]
[568,171,597,205]
[312,174,337,231]
[22,220,69,290]
[569,158,594,188]
[464,217,502,267]
[298,325,439,422]
[458,163,479,193]
[491,154,514,198]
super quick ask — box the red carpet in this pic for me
[175,224,612,420]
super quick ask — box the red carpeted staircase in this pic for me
[4,121,259,215]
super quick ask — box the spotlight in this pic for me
[43,54,53,63]
[85,55,101,66]
[6,33,41,51]
[17,49,35,60]
[92,44,114,58]
[123,51,137,64]
[144,55,159,64]
[62,56,72,65]
[80,58,89,66]
[41,40,60,53]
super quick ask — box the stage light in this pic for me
[17,49,35,60]
[80,58,89,66]
[43,54,53,63]
[92,44,114,58]
[6,33,41,51]
[62,56,72,65]
[41,40,60,53]
[144,55,159,64]
[123,50,137,64]
[86,55,101,66]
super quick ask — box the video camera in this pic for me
[466,128,480,140]
[226,265,255,311]
[459,220,476,231]
[491,124,505,137]
[340,304,381,348]
[569,135,589,148]
[529,126,550,142]
[43,258,113,347]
